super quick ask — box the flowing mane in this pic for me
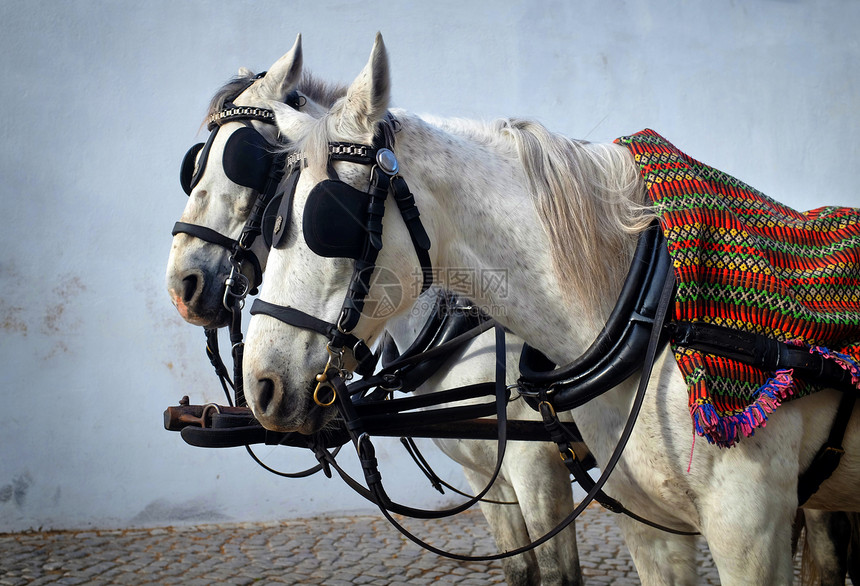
[497,118,654,312]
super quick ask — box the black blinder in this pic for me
[222,127,275,192]
[180,142,204,196]
[180,127,219,196]
[302,180,369,260]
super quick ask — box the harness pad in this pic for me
[222,127,275,192]
[179,126,275,196]
[302,180,370,260]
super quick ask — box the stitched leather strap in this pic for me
[249,299,378,376]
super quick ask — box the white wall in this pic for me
[1,0,857,532]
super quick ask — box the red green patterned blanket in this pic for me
[617,129,860,448]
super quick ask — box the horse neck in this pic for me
[393,112,641,364]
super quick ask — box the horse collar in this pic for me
[517,224,674,410]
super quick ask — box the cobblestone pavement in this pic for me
[0,503,822,585]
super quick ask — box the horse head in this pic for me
[165,35,308,328]
[244,34,436,433]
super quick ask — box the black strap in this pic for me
[250,299,338,338]
[391,176,433,293]
[173,221,238,251]
[226,295,246,407]
[204,328,237,406]
[797,391,856,505]
[671,321,860,393]
[249,299,378,376]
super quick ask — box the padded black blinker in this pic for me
[180,142,204,196]
[222,127,274,192]
[302,180,369,260]
[181,127,219,196]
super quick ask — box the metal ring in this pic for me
[200,403,222,428]
[538,400,556,417]
[313,382,337,407]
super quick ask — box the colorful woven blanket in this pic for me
[616,129,860,447]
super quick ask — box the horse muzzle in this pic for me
[166,266,233,328]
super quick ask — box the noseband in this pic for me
[250,113,434,400]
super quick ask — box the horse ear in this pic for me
[255,34,303,100]
[271,100,314,138]
[338,33,390,134]
[238,67,254,77]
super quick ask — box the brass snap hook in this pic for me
[312,346,343,407]
[313,379,337,407]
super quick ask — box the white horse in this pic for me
[165,45,582,585]
[243,33,860,585]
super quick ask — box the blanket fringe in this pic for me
[691,370,795,448]
[692,345,860,447]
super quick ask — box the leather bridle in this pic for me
[173,73,300,304]
[171,72,302,406]
[249,113,433,402]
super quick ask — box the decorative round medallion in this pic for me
[376,148,399,176]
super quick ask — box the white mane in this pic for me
[496,118,653,312]
[419,115,656,313]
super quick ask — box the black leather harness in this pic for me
[250,113,432,389]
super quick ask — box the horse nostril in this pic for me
[257,378,275,413]
[181,275,199,303]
